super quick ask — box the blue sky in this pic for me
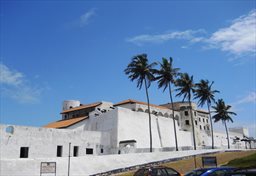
[1,1,255,137]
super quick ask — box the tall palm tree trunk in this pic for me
[189,98,196,150]
[207,102,214,149]
[168,83,178,151]
[224,121,230,149]
[144,79,153,152]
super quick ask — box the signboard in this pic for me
[202,156,217,167]
[40,162,56,176]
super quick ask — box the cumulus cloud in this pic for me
[126,29,206,46]
[79,9,96,27]
[208,9,256,56]
[127,9,256,57]
[0,63,43,103]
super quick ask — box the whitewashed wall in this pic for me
[116,107,192,151]
[0,125,110,159]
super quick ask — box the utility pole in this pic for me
[68,142,71,176]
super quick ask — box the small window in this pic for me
[194,111,197,116]
[73,146,79,157]
[206,119,208,123]
[20,147,29,158]
[101,148,104,153]
[86,148,93,155]
[195,120,198,125]
[185,120,190,125]
[203,118,205,122]
[184,111,189,116]
[57,146,63,157]
[199,118,201,122]
[203,126,206,130]
[207,126,210,130]
[200,125,202,130]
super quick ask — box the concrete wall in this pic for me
[0,125,111,159]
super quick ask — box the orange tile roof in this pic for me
[114,99,169,110]
[44,116,88,129]
[61,102,102,114]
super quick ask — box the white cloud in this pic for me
[127,9,256,58]
[208,9,256,56]
[126,29,206,46]
[0,63,24,86]
[80,9,96,27]
[235,91,256,105]
[0,63,43,103]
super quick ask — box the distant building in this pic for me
[1,99,255,160]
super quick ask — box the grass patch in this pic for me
[224,152,256,168]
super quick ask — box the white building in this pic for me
[1,99,254,160]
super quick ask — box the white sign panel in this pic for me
[41,162,56,175]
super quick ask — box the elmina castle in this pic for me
[1,99,255,160]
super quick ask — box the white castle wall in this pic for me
[0,149,232,176]
[117,107,192,151]
[0,125,111,159]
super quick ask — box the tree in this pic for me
[194,80,219,149]
[175,73,197,150]
[154,57,180,151]
[124,54,157,152]
[212,99,237,149]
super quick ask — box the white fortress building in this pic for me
[0,99,255,175]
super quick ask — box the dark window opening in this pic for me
[199,118,201,122]
[57,146,63,157]
[184,111,189,116]
[206,119,209,123]
[207,126,210,130]
[73,146,79,157]
[20,147,29,158]
[101,148,104,153]
[203,118,205,122]
[86,148,93,155]
[195,120,198,125]
[194,111,197,116]
[200,125,202,130]
[203,126,206,130]
[185,120,190,125]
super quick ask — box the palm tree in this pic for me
[212,99,236,149]
[194,80,219,149]
[154,57,180,151]
[175,73,197,150]
[124,54,157,152]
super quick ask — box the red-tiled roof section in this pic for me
[61,102,102,114]
[114,99,168,110]
[44,116,88,129]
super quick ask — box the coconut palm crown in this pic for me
[154,57,180,151]
[154,57,180,91]
[124,54,157,152]
[124,54,157,89]
[212,99,237,149]
[175,73,195,101]
[194,79,219,149]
